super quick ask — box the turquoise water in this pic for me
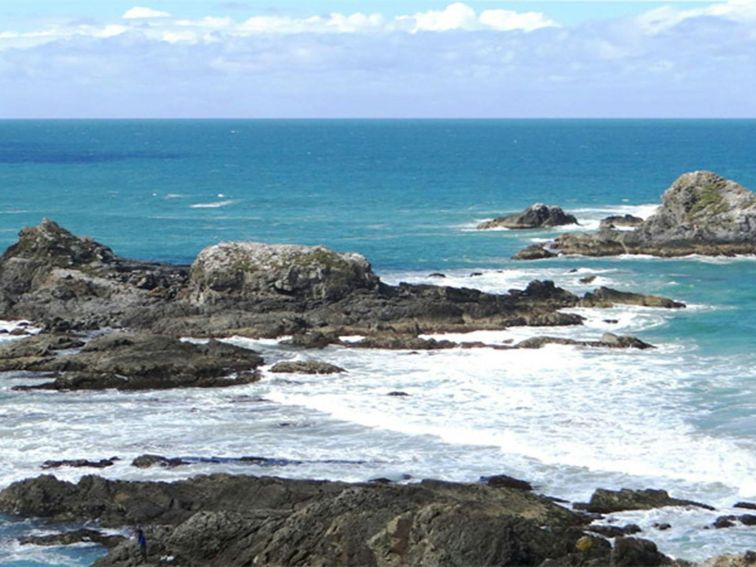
[0,120,754,565]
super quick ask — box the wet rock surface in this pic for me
[516,171,756,259]
[575,488,715,513]
[478,204,578,230]
[269,360,346,374]
[0,473,684,567]
[8,333,264,391]
[19,528,126,549]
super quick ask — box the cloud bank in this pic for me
[0,2,755,117]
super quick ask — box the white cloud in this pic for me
[480,9,559,32]
[404,3,478,32]
[122,6,172,20]
[638,0,756,33]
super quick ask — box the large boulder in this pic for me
[188,242,380,305]
[478,204,578,230]
[515,172,756,259]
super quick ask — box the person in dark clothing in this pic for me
[135,528,147,561]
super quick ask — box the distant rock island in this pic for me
[515,171,756,259]
[478,203,578,230]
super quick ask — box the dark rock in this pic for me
[478,204,578,230]
[516,333,654,350]
[347,334,458,350]
[513,243,557,260]
[604,319,619,324]
[587,524,642,538]
[735,502,756,511]
[0,333,85,372]
[13,333,264,391]
[600,214,644,229]
[714,516,737,529]
[42,458,118,470]
[427,273,446,278]
[575,488,715,513]
[0,473,642,567]
[653,522,672,531]
[469,272,483,277]
[579,275,597,284]
[612,536,671,566]
[285,331,341,349]
[480,474,533,491]
[581,287,685,309]
[740,514,756,526]
[19,528,125,549]
[269,360,345,374]
[387,391,409,397]
[132,454,189,468]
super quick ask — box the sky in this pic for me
[1,0,755,117]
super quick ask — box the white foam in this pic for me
[189,199,237,209]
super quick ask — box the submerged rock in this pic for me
[269,360,346,374]
[515,172,756,259]
[575,488,715,513]
[478,204,578,230]
[0,473,668,567]
[516,333,654,350]
[19,528,125,549]
[42,458,118,470]
[581,287,686,309]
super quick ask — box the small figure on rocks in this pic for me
[135,527,147,561]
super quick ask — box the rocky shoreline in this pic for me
[1,216,752,566]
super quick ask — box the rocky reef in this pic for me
[0,473,692,567]
[515,172,756,259]
[478,203,578,230]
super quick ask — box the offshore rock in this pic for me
[0,473,676,567]
[478,204,578,230]
[600,214,645,229]
[516,333,654,350]
[515,172,756,258]
[581,287,686,309]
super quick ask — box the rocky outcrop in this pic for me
[0,473,681,567]
[8,333,263,391]
[575,488,715,513]
[42,458,118,469]
[19,528,125,549]
[478,204,578,230]
[515,172,756,259]
[581,287,686,309]
[188,242,380,306]
[516,333,654,350]
[269,360,346,374]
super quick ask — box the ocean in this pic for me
[0,119,754,565]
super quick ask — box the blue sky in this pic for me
[1,1,755,117]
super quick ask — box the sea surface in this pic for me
[0,120,754,566]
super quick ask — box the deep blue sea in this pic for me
[0,120,754,565]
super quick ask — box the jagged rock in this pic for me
[269,360,345,374]
[0,333,85,372]
[188,242,380,305]
[600,214,645,229]
[0,473,650,567]
[515,172,756,259]
[478,204,578,230]
[735,502,756,510]
[575,488,714,513]
[581,287,686,309]
[13,333,264,391]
